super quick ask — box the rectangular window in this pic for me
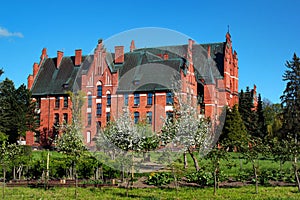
[166,111,174,122]
[147,93,153,105]
[63,113,68,124]
[34,131,40,143]
[36,114,41,126]
[166,92,173,105]
[97,85,102,97]
[134,112,139,124]
[107,94,111,106]
[88,113,92,126]
[146,111,152,125]
[54,113,59,126]
[88,95,92,108]
[124,94,128,106]
[55,97,60,108]
[87,131,91,143]
[63,96,68,108]
[106,112,111,123]
[134,93,140,106]
[36,98,41,109]
[97,103,102,116]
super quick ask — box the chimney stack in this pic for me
[130,40,135,52]
[57,51,64,68]
[40,48,47,61]
[207,45,211,58]
[33,62,39,78]
[114,46,124,63]
[75,49,82,66]
[27,75,33,90]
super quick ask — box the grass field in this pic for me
[1,186,299,200]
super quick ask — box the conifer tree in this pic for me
[280,53,300,192]
[220,105,248,151]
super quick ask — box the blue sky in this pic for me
[0,0,299,103]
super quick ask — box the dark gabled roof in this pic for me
[133,42,225,85]
[73,55,94,92]
[31,56,86,96]
[117,51,184,93]
[31,40,226,96]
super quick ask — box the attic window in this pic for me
[133,80,140,86]
[62,83,69,89]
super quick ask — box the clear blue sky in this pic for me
[0,0,299,103]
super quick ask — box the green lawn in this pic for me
[1,186,299,200]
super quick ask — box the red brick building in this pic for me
[26,32,239,148]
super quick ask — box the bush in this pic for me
[145,172,174,186]
[185,169,213,186]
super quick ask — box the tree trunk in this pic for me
[74,163,78,200]
[188,147,200,172]
[13,166,16,180]
[183,151,188,169]
[214,168,217,195]
[294,156,300,192]
[253,162,258,194]
[2,167,6,199]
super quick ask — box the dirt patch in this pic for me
[119,177,296,189]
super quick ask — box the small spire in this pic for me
[227,25,230,34]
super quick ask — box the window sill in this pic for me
[146,105,152,108]
[133,104,140,108]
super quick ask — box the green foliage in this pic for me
[145,172,174,186]
[280,53,300,191]
[220,105,248,151]
[185,168,214,186]
[0,79,38,143]
[263,101,283,139]
[56,91,86,160]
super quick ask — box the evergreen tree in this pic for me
[0,79,37,143]
[280,53,300,192]
[256,94,266,139]
[220,105,248,151]
[239,88,258,137]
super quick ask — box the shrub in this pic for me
[185,169,213,186]
[145,172,174,186]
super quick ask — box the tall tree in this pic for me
[220,105,248,151]
[256,94,266,139]
[160,80,212,172]
[280,53,300,192]
[239,88,258,137]
[263,100,283,139]
[0,79,37,143]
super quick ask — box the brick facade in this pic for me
[26,32,239,148]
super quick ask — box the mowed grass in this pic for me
[1,186,299,200]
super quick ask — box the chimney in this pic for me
[130,40,135,52]
[27,75,33,90]
[57,50,64,68]
[163,53,169,60]
[33,62,39,78]
[114,46,124,63]
[75,49,82,66]
[207,45,211,58]
[188,39,194,50]
[40,48,47,61]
